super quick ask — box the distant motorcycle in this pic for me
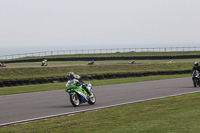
[192,70,200,87]
[65,79,96,107]
[0,62,6,67]
[41,59,48,66]
[129,61,135,64]
[88,60,94,65]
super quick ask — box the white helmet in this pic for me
[194,61,199,66]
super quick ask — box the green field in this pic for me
[5,58,200,67]
[0,62,193,81]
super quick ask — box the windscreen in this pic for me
[66,79,78,87]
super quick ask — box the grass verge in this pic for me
[5,58,199,67]
[0,74,189,95]
[0,63,192,81]
[0,85,200,132]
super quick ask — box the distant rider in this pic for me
[44,59,48,65]
[192,61,200,72]
[41,59,48,66]
[67,72,92,96]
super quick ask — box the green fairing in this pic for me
[65,81,87,96]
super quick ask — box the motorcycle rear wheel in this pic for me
[70,93,80,107]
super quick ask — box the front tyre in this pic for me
[193,78,197,87]
[70,93,80,107]
[88,92,96,105]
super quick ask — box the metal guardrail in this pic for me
[1,47,200,60]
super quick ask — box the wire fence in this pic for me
[1,46,200,60]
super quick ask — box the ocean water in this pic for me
[0,45,128,59]
[0,44,138,56]
[0,45,92,56]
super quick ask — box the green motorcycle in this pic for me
[65,79,96,107]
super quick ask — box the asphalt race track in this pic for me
[0,77,200,126]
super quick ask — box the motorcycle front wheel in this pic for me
[193,78,197,87]
[70,93,80,107]
[88,92,96,105]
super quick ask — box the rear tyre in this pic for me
[70,93,80,107]
[88,92,96,105]
[197,79,200,87]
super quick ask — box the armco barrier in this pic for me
[1,47,200,60]
[0,70,191,87]
[0,82,4,87]
[5,55,200,63]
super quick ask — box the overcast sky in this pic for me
[0,0,200,55]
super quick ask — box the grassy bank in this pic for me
[0,63,192,81]
[0,74,189,95]
[5,58,199,67]
[1,87,199,132]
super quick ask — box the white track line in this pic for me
[1,90,200,127]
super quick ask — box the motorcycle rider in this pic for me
[192,61,200,71]
[88,60,94,65]
[192,61,200,83]
[67,72,92,96]
[41,59,48,66]
[0,61,6,67]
